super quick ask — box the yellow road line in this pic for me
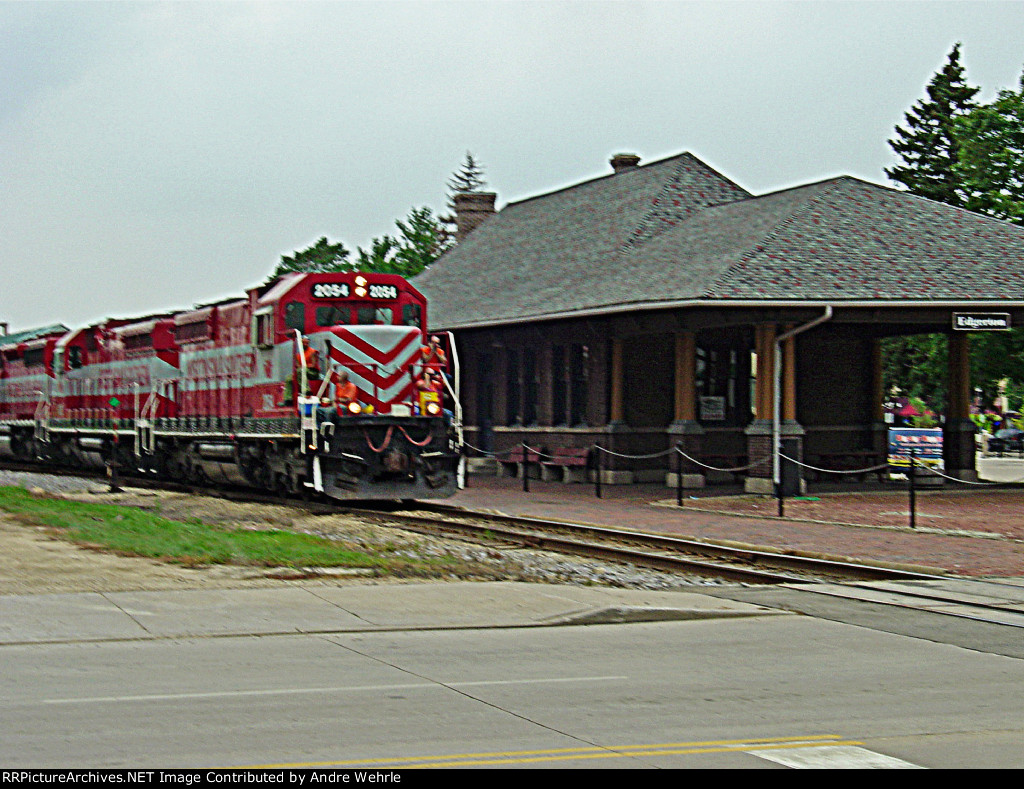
[235,734,853,769]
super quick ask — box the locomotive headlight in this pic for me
[355,275,367,286]
[347,401,362,415]
[355,287,367,297]
[425,401,442,416]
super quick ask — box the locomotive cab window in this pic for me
[316,305,350,327]
[402,304,422,327]
[254,311,274,348]
[356,306,393,325]
[284,301,305,332]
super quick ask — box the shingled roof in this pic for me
[414,151,1024,329]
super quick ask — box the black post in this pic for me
[908,447,916,530]
[676,443,683,507]
[522,442,529,493]
[595,443,603,499]
[107,434,122,493]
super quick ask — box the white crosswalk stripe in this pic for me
[750,744,924,769]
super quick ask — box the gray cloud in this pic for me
[3,1,1024,331]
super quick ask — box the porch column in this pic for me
[944,332,977,480]
[667,330,705,488]
[609,337,625,424]
[744,323,776,493]
[870,339,888,456]
[778,327,806,494]
[602,337,632,484]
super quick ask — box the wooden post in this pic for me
[609,338,624,423]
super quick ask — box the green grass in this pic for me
[0,485,451,574]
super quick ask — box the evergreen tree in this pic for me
[446,151,488,198]
[441,151,488,243]
[885,42,979,207]
[882,45,979,416]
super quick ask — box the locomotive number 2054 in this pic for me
[368,284,398,299]
[312,282,350,299]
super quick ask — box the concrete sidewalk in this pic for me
[0,581,788,645]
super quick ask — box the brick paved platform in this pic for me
[436,470,1024,579]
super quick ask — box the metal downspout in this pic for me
[772,306,834,491]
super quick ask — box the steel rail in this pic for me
[404,502,945,583]
[0,459,969,586]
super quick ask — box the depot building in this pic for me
[414,151,1024,490]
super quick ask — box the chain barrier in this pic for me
[777,453,890,476]
[675,447,770,473]
[907,463,1024,486]
[460,439,518,458]
[592,445,676,460]
[522,443,552,460]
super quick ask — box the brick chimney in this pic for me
[454,192,497,242]
[610,153,641,173]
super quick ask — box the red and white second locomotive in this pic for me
[0,272,463,500]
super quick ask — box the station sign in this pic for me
[952,312,1011,331]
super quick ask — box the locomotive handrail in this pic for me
[294,329,308,404]
[33,388,50,443]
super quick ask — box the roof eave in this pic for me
[432,298,1024,331]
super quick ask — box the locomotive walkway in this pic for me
[440,458,1024,579]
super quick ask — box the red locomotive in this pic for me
[0,272,464,500]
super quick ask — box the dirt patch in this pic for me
[0,486,507,596]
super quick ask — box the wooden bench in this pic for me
[808,452,888,482]
[541,447,591,483]
[497,446,545,479]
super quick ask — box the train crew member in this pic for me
[415,368,443,397]
[283,335,322,405]
[420,335,447,371]
[300,336,322,388]
[415,369,451,425]
[421,334,453,388]
[335,369,360,416]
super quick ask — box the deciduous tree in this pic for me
[954,70,1024,224]
[267,236,352,282]
[355,206,450,277]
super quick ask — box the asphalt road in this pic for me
[4,611,1024,769]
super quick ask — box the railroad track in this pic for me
[7,459,1024,631]
[0,458,991,588]
[338,501,946,586]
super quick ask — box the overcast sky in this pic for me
[3,0,1024,333]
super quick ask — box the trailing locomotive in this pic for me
[0,272,464,500]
